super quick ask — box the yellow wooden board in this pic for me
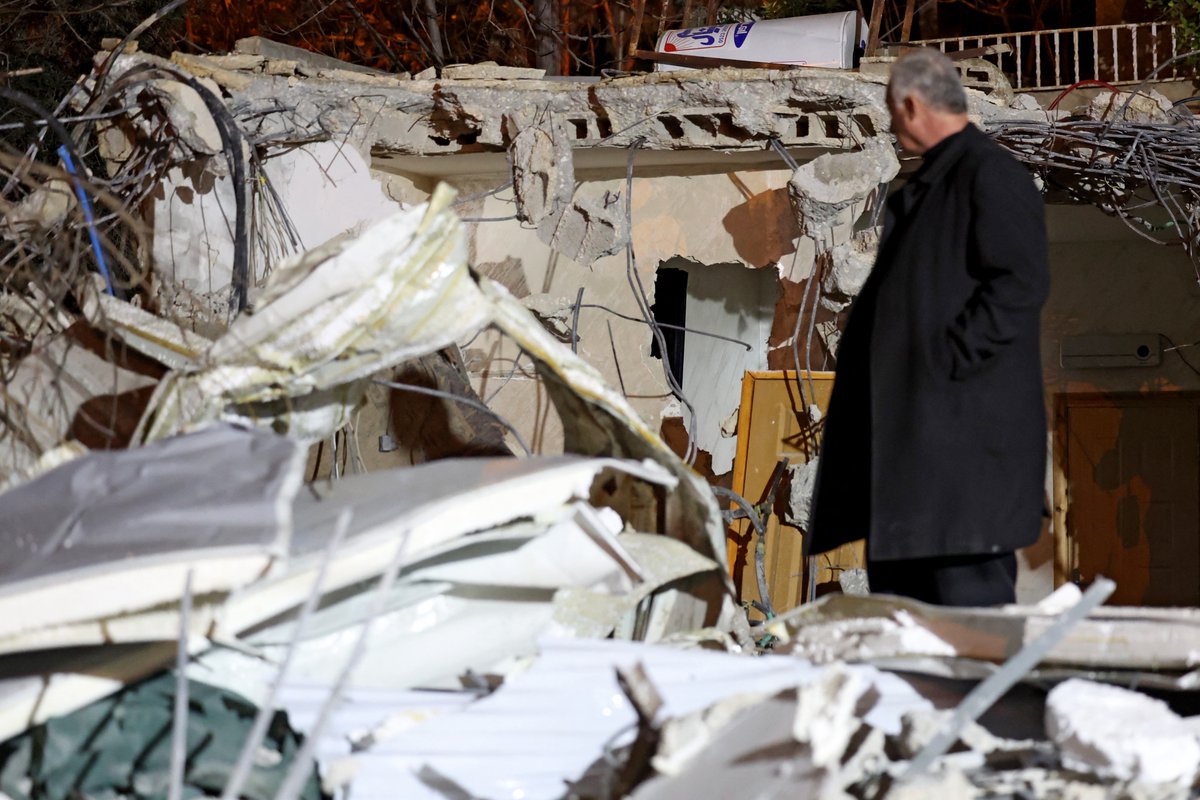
[728,370,864,618]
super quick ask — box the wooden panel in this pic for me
[1062,395,1200,606]
[728,371,864,619]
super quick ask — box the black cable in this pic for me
[101,63,252,313]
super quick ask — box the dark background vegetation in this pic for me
[0,0,1188,110]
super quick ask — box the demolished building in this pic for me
[2,16,1200,799]
[17,32,1197,608]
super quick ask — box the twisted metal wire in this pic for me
[989,114,1200,282]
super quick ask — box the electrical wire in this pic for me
[622,136,699,465]
[1161,334,1200,379]
[578,302,753,350]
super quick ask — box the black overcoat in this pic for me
[807,124,1049,561]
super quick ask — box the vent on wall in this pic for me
[1060,334,1162,369]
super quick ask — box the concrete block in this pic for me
[1045,678,1200,786]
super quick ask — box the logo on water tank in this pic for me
[732,21,753,47]
[663,25,729,51]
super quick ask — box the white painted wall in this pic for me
[1043,205,1200,396]
[670,258,778,475]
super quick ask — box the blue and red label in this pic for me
[663,21,755,52]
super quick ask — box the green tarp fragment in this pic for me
[0,671,323,800]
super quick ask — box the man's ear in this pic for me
[902,95,919,120]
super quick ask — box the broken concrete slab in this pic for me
[770,593,1200,671]
[507,116,575,227]
[1046,678,1200,786]
[443,62,546,80]
[234,36,387,75]
[541,186,630,264]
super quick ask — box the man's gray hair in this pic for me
[889,48,968,114]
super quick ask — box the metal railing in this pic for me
[910,22,1190,91]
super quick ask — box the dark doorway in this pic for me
[650,266,688,388]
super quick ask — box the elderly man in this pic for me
[806,48,1049,606]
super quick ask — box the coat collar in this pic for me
[910,123,977,187]
[893,124,978,216]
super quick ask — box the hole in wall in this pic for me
[658,115,686,140]
[715,113,741,138]
[650,266,688,388]
[686,114,718,136]
[569,118,590,139]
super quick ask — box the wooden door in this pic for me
[729,371,864,618]
[1061,395,1200,606]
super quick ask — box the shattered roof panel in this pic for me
[0,424,304,637]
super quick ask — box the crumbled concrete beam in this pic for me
[234,36,387,76]
[787,135,899,242]
[145,80,224,156]
[159,50,1051,162]
[170,52,255,91]
[1045,678,1200,786]
[159,51,1051,168]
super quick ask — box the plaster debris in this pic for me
[895,708,1034,760]
[0,180,74,236]
[719,408,739,438]
[1045,678,1200,786]
[792,664,878,768]
[521,293,575,339]
[838,568,869,595]
[817,318,843,356]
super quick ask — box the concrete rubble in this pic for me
[1,27,1199,800]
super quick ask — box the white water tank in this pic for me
[654,12,867,72]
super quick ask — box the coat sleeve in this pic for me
[944,153,1049,380]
